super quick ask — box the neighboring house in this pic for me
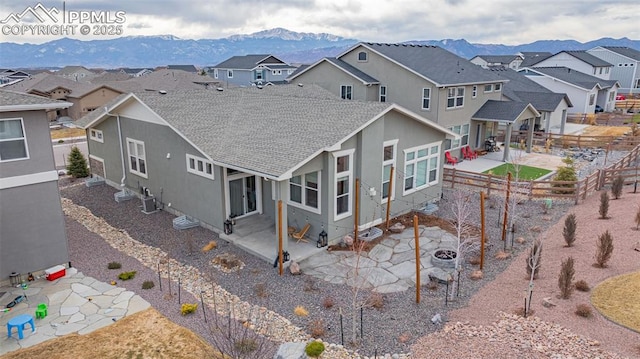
[65,85,124,120]
[121,68,153,77]
[0,89,72,280]
[518,52,552,69]
[470,55,523,70]
[209,54,297,86]
[519,67,619,113]
[167,65,198,73]
[587,46,640,94]
[98,69,220,92]
[288,42,523,160]
[0,69,32,85]
[530,51,613,80]
[55,66,96,81]
[75,85,457,260]
[489,66,573,133]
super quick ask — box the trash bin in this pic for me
[9,272,21,286]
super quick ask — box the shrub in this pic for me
[254,283,268,298]
[294,306,308,317]
[66,146,90,178]
[552,157,577,194]
[305,341,325,358]
[594,230,614,268]
[526,240,543,279]
[425,280,438,291]
[575,303,592,318]
[142,280,155,290]
[181,303,198,316]
[563,213,577,247]
[599,191,609,219]
[233,338,257,353]
[367,292,384,309]
[611,175,624,199]
[558,257,575,299]
[107,261,122,270]
[467,256,481,265]
[118,271,137,280]
[308,319,326,338]
[322,296,335,309]
[574,280,590,292]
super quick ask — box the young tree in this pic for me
[594,230,614,268]
[558,257,575,299]
[448,190,481,296]
[611,175,624,199]
[343,238,372,346]
[67,146,89,178]
[563,213,577,247]
[599,191,610,219]
[525,238,543,315]
[553,157,577,195]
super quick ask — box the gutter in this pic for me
[104,107,126,188]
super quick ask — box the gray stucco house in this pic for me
[208,54,297,86]
[0,89,72,280]
[75,85,456,260]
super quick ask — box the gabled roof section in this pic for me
[167,65,198,72]
[512,91,572,111]
[601,46,640,61]
[0,89,72,112]
[519,52,552,68]
[97,69,219,92]
[77,85,455,180]
[290,57,379,84]
[562,51,612,67]
[523,67,618,90]
[286,65,309,81]
[3,73,95,95]
[212,54,288,69]
[487,66,572,109]
[471,55,521,64]
[340,42,504,87]
[472,100,540,123]
[55,65,95,76]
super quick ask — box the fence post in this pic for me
[487,174,492,196]
[574,180,581,205]
[451,168,456,188]
[582,175,589,200]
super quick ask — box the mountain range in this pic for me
[1,28,638,69]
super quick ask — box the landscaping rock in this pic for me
[469,270,483,280]
[542,297,557,308]
[289,261,301,275]
[274,342,307,359]
[389,222,406,233]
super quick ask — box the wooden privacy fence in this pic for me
[499,132,640,151]
[443,144,640,204]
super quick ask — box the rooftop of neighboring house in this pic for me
[90,72,132,82]
[322,58,380,84]
[472,100,538,122]
[560,51,613,67]
[212,54,294,70]
[519,52,553,68]
[0,89,72,111]
[3,72,96,95]
[54,65,96,76]
[77,84,453,179]
[488,66,573,111]
[471,55,522,64]
[600,46,640,61]
[97,69,219,92]
[521,67,618,90]
[344,42,505,86]
[167,65,198,72]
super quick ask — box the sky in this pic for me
[0,0,638,45]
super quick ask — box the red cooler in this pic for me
[45,265,66,281]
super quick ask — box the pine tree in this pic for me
[67,146,89,178]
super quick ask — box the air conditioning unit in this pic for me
[141,195,157,214]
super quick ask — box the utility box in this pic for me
[45,265,66,281]
[141,195,157,214]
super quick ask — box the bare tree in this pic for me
[448,190,481,296]
[342,238,372,346]
[525,238,543,315]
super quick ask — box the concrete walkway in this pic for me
[299,225,459,293]
[0,268,150,355]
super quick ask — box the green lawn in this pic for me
[483,163,552,180]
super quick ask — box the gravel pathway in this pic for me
[61,179,577,356]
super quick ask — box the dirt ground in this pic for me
[581,125,632,137]
[3,308,220,359]
[50,127,85,140]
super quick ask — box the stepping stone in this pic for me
[374,281,409,293]
[71,283,101,297]
[80,301,100,316]
[113,291,134,304]
[91,281,115,294]
[342,254,376,268]
[60,306,79,316]
[68,312,85,323]
[429,267,455,283]
[274,342,307,359]
[62,292,89,307]
[423,227,444,239]
[127,295,150,314]
[299,251,339,269]
[54,322,85,336]
[387,261,418,279]
[77,317,115,335]
[380,238,398,247]
[420,241,440,252]
[365,267,399,288]
[408,268,436,286]
[368,245,393,262]
[47,288,72,305]
[379,261,393,269]
[389,251,417,265]
[393,242,412,253]
[103,287,125,296]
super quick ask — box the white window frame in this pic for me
[227,69,233,78]
[89,128,103,143]
[255,70,263,80]
[472,85,477,98]
[272,69,282,75]
[494,83,501,92]
[357,51,368,62]
[381,139,398,203]
[126,137,147,178]
[213,69,219,79]
[0,118,29,162]
[379,86,387,102]
[447,87,464,109]
[421,88,431,110]
[288,171,321,214]
[186,154,214,180]
[333,149,354,221]
[402,142,441,196]
[444,124,469,150]
[340,85,353,100]
[484,84,493,92]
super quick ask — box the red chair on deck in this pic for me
[462,146,477,160]
[445,151,458,165]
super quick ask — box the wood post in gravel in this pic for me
[502,172,511,245]
[385,167,394,229]
[480,191,486,271]
[414,214,420,304]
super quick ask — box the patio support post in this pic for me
[278,200,283,276]
[502,123,513,162]
[275,180,289,256]
[527,118,536,153]
[413,215,420,304]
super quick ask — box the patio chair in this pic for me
[35,303,47,319]
[463,146,477,160]
[291,223,311,243]
[445,151,458,165]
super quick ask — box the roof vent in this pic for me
[216,87,224,91]
[159,90,167,94]
[256,85,263,89]
[297,83,304,87]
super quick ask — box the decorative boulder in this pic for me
[542,297,556,308]
[469,270,483,280]
[274,342,307,359]
[289,261,301,275]
[389,222,406,234]
[343,235,354,246]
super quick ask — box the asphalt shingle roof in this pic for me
[601,46,640,61]
[0,89,70,108]
[3,73,96,95]
[519,52,552,68]
[473,55,521,64]
[213,55,286,69]
[167,65,198,72]
[97,69,219,92]
[562,51,612,67]
[488,66,571,110]
[359,43,504,86]
[79,85,396,178]
[323,58,379,84]
[472,100,531,122]
[528,67,618,90]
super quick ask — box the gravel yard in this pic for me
[61,179,581,357]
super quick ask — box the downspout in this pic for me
[104,108,126,188]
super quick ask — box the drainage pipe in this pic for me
[104,108,126,188]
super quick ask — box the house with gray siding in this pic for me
[0,89,72,280]
[470,55,523,70]
[75,85,456,262]
[530,51,613,80]
[288,42,548,161]
[208,54,297,86]
[587,46,640,94]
